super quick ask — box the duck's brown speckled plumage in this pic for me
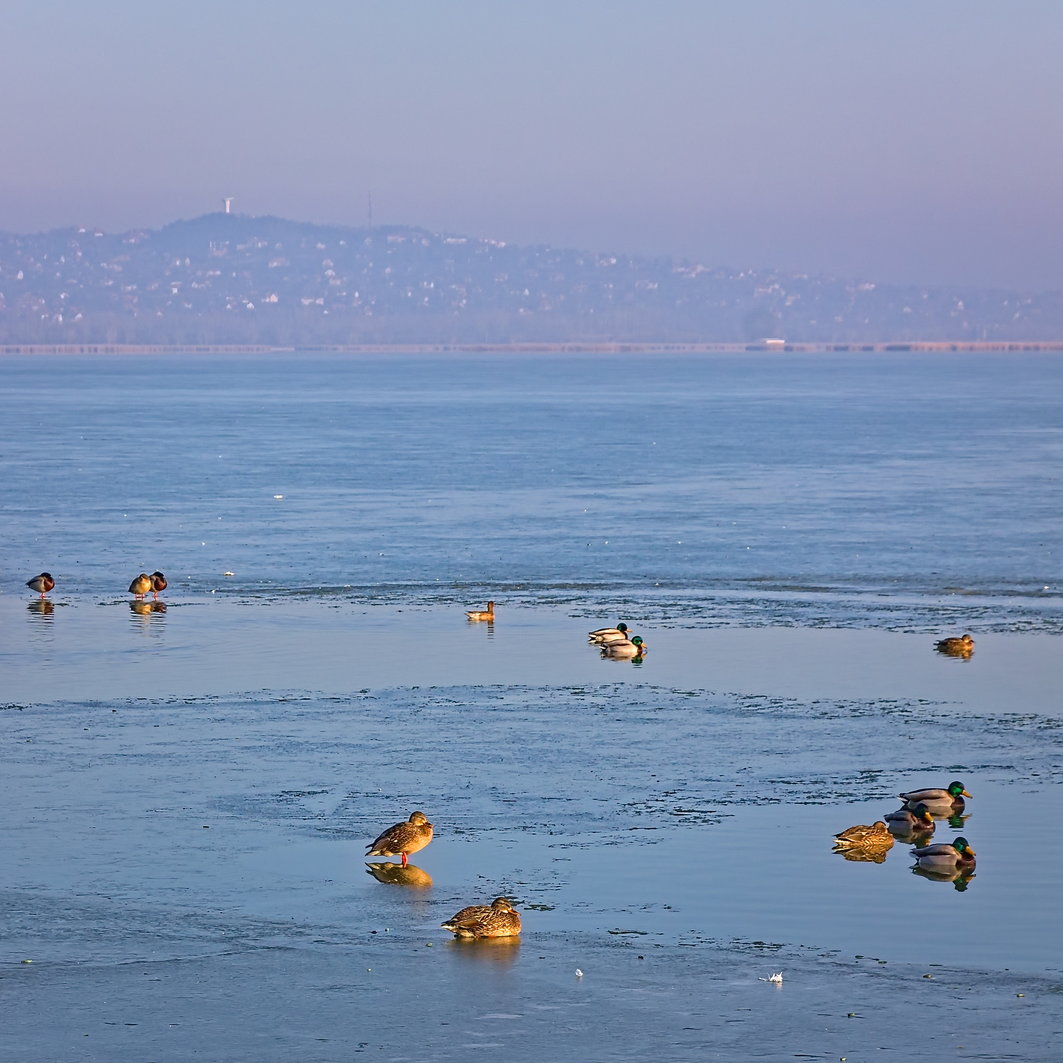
[833,820,893,849]
[150,571,167,599]
[441,896,522,939]
[465,601,495,621]
[366,811,433,867]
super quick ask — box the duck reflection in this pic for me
[911,866,976,891]
[833,844,890,864]
[26,599,55,620]
[364,861,433,888]
[444,936,522,966]
[129,600,167,622]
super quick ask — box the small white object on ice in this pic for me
[760,972,783,984]
[575,968,584,978]
[274,495,284,499]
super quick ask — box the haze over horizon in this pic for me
[2,1,1061,292]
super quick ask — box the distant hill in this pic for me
[0,213,1060,345]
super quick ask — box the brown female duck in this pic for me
[833,820,894,850]
[128,573,153,599]
[465,601,495,621]
[441,896,522,939]
[365,810,434,867]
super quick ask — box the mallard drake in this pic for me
[601,635,646,658]
[588,622,628,643]
[833,821,893,849]
[150,571,167,599]
[934,634,974,656]
[465,601,495,621]
[898,780,971,814]
[26,572,55,597]
[128,573,152,599]
[441,896,522,939]
[884,803,936,836]
[910,837,976,873]
[365,810,433,867]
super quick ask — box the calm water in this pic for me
[2,351,1062,1061]
[4,350,1061,606]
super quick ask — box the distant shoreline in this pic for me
[3,340,1063,356]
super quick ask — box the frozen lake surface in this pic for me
[2,351,1062,1060]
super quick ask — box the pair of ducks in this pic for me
[129,571,168,600]
[365,810,521,939]
[588,622,647,658]
[833,780,976,872]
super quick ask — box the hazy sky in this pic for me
[2,0,1061,289]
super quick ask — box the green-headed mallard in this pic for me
[833,820,893,849]
[465,601,495,621]
[365,810,433,867]
[588,622,629,644]
[898,780,971,814]
[26,572,55,597]
[884,803,936,836]
[150,571,167,599]
[934,634,974,657]
[441,896,522,939]
[129,573,152,599]
[601,635,646,658]
[910,836,976,872]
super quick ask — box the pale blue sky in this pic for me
[2,0,1061,288]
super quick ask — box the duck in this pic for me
[588,622,629,643]
[365,810,433,867]
[833,821,893,849]
[601,635,646,658]
[150,571,167,599]
[26,572,55,597]
[934,633,974,656]
[128,573,153,599]
[910,837,976,873]
[441,896,522,939]
[897,780,971,814]
[465,601,495,621]
[884,803,936,836]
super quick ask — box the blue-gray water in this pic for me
[2,351,1062,1062]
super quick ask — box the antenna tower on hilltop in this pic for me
[223,196,235,214]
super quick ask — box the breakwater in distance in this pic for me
[4,340,1063,356]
